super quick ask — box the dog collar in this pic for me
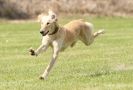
[48,26,59,35]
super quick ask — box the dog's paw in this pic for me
[29,48,36,56]
[39,75,48,80]
[98,29,105,34]
[39,76,45,80]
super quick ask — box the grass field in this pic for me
[0,16,133,90]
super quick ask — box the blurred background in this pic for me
[0,0,133,19]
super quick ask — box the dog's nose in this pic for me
[40,31,44,34]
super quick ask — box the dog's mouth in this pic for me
[40,30,49,36]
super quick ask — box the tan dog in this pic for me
[29,10,104,80]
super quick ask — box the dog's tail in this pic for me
[93,29,105,38]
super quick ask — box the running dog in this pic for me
[29,10,104,80]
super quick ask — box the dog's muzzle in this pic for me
[40,30,49,36]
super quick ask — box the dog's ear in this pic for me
[37,13,45,22]
[48,10,57,21]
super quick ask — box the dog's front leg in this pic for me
[29,37,50,56]
[29,44,48,56]
[29,40,49,56]
[37,44,49,55]
[39,41,61,80]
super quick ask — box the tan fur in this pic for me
[29,10,104,80]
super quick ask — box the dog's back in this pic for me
[63,19,94,46]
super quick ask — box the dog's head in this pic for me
[38,10,58,36]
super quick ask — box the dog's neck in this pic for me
[48,24,59,35]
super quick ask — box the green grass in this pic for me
[0,16,133,90]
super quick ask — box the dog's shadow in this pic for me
[88,71,113,77]
[72,69,119,78]
[85,69,124,78]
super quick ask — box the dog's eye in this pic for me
[47,22,50,25]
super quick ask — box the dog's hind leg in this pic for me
[79,29,104,46]
[93,29,105,38]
